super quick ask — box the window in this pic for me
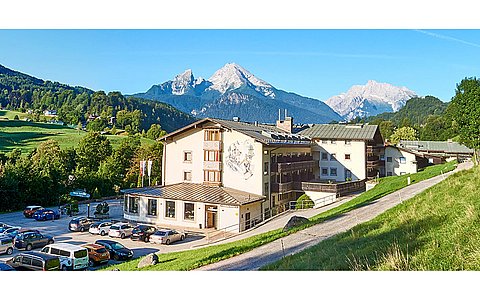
[147,199,157,216]
[183,171,192,182]
[330,168,337,176]
[322,140,328,144]
[380,155,385,161]
[204,150,221,162]
[184,151,192,162]
[321,168,328,176]
[204,130,221,141]
[387,157,392,162]
[331,140,336,144]
[330,153,336,161]
[32,259,43,268]
[264,162,269,174]
[128,196,139,214]
[345,154,351,160]
[165,201,176,218]
[399,157,406,164]
[204,170,221,183]
[387,171,393,176]
[184,203,195,221]
[22,256,32,265]
[321,152,328,160]
[400,172,406,175]
[345,169,352,180]
[345,140,351,145]
[124,195,128,211]
[264,182,269,195]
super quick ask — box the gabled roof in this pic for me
[398,140,473,155]
[121,183,265,206]
[160,118,311,146]
[298,124,379,140]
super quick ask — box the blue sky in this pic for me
[1,29,480,102]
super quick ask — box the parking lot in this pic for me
[0,199,209,270]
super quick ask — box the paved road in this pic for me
[196,161,473,271]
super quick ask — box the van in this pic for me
[40,243,89,270]
[0,236,14,255]
[7,251,60,271]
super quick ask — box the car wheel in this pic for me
[88,260,94,267]
[26,244,33,251]
[113,254,119,260]
[6,247,13,255]
[100,231,106,236]
[121,233,125,239]
[166,239,170,245]
[144,236,149,243]
[62,265,68,271]
[80,227,85,232]
[180,235,185,241]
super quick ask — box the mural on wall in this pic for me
[226,140,255,180]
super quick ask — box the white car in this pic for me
[89,221,114,236]
[108,223,134,239]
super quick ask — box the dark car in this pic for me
[69,216,95,232]
[23,205,44,218]
[95,240,133,261]
[33,209,60,221]
[131,225,157,242]
[7,251,60,271]
[0,262,15,271]
[15,231,54,251]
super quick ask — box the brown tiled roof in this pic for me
[121,183,264,206]
[299,124,379,140]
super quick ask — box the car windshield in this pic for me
[74,249,88,258]
[96,247,107,253]
[91,223,100,228]
[110,225,119,230]
[154,231,167,236]
[111,243,125,250]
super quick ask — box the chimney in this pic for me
[254,121,258,126]
[232,116,240,122]
[276,110,293,133]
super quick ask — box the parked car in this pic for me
[131,225,157,242]
[1,227,21,240]
[150,229,186,245]
[23,205,44,218]
[14,231,54,250]
[69,216,95,232]
[94,240,133,261]
[0,223,9,229]
[0,225,12,234]
[108,223,134,239]
[82,243,110,266]
[6,251,60,271]
[89,221,114,236]
[33,209,60,221]
[0,236,14,255]
[40,243,89,271]
[0,262,15,271]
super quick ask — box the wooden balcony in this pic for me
[203,141,222,151]
[271,182,294,193]
[301,180,366,196]
[271,160,316,173]
[366,145,384,155]
[203,161,222,171]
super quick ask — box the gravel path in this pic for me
[196,161,473,271]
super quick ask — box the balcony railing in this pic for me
[203,161,222,171]
[203,141,222,151]
[273,154,313,163]
[270,160,316,173]
[300,180,366,196]
[366,145,384,155]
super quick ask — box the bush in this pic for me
[295,194,314,209]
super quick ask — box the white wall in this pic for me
[239,201,263,231]
[312,139,366,181]
[218,205,240,232]
[164,128,205,185]
[385,146,418,176]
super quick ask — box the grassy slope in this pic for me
[264,163,478,270]
[0,120,154,153]
[103,161,456,271]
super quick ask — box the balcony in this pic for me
[203,161,222,171]
[366,145,384,156]
[271,160,316,173]
[301,180,366,196]
[366,160,383,168]
[271,182,294,193]
[274,154,313,163]
[203,141,222,151]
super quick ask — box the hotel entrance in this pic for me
[205,205,218,229]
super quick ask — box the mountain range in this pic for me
[133,63,343,124]
[325,80,418,120]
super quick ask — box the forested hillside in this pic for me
[0,64,196,133]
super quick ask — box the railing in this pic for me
[203,141,222,151]
[203,161,222,171]
[271,182,294,193]
[274,154,313,163]
[271,160,316,173]
[301,179,366,196]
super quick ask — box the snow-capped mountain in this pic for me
[133,63,342,124]
[325,80,417,120]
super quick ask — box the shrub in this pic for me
[295,194,314,209]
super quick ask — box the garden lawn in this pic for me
[103,161,457,271]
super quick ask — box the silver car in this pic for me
[150,229,185,245]
[108,223,134,239]
[0,236,14,255]
[89,221,114,236]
